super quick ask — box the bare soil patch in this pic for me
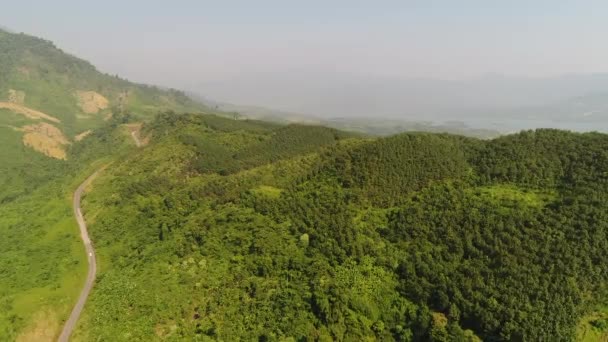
[75,91,109,114]
[16,66,31,78]
[20,123,70,160]
[74,130,92,141]
[0,102,60,123]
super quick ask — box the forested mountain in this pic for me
[2,28,608,342]
[59,112,608,341]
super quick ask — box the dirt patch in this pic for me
[0,102,60,123]
[20,123,70,160]
[74,130,92,141]
[125,122,148,146]
[8,89,26,104]
[16,310,60,342]
[75,91,109,114]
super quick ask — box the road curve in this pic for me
[58,171,101,342]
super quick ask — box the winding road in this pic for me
[57,171,100,342]
[58,128,141,341]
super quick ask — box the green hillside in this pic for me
[0,29,209,202]
[0,29,207,340]
[3,28,608,342]
[58,113,608,341]
[0,29,204,131]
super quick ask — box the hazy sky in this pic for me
[4,0,608,89]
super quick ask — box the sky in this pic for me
[4,1,608,119]
[4,1,608,83]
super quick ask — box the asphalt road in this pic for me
[58,129,140,341]
[57,171,100,342]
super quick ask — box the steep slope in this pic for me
[0,28,207,203]
[70,113,608,341]
[0,29,208,340]
[0,29,204,133]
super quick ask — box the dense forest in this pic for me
[63,112,608,341]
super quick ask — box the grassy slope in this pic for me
[577,287,608,342]
[0,29,206,132]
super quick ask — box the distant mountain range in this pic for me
[188,71,608,133]
[192,94,499,138]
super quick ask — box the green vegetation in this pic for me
[0,122,134,340]
[59,113,608,341]
[0,28,207,203]
[0,29,207,340]
[578,308,608,342]
[3,28,608,342]
[0,29,205,131]
[471,184,556,208]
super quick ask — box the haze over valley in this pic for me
[191,71,608,133]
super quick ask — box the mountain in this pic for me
[0,27,205,144]
[0,28,207,202]
[194,95,500,138]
